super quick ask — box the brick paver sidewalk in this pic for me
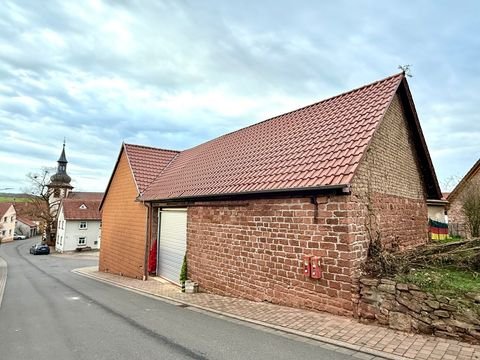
[74,267,480,360]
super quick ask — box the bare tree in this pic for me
[461,179,480,238]
[23,167,57,243]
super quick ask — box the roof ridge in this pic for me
[124,143,180,154]
[183,72,405,151]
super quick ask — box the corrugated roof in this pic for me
[141,73,405,201]
[124,144,179,193]
[62,199,101,220]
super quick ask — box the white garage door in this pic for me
[157,208,187,284]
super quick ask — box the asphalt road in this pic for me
[0,238,365,360]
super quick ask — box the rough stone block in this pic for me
[432,320,449,331]
[433,310,450,318]
[397,294,422,313]
[410,290,427,300]
[389,311,412,331]
[447,319,473,332]
[465,292,480,303]
[424,300,440,310]
[380,278,396,285]
[359,278,379,286]
[396,283,409,291]
[412,318,434,334]
[378,283,396,294]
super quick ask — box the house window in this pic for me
[3,217,6,222]
[79,221,87,229]
[94,240,98,245]
[78,237,86,246]
[79,204,87,209]
[54,189,60,197]
[9,229,11,235]
[1,230,5,236]
[10,216,14,222]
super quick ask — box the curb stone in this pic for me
[73,267,407,360]
[0,256,7,308]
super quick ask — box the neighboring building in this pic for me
[99,144,179,279]
[447,159,480,238]
[47,143,74,245]
[15,215,39,238]
[0,203,16,243]
[55,192,103,252]
[102,73,442,316]
[427,199,448,223]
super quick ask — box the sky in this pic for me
[0,0,479,193]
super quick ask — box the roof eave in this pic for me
[447,158,480,202]
[140,183,351,203]
[398,78,443,200]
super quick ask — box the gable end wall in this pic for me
[99,151,148,279]
[349,93,429,291]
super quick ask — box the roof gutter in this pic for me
[138,184,351,203]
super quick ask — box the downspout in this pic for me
[143,201,152,281]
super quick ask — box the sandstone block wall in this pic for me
[358,277,480,344]
[187,196,356,316]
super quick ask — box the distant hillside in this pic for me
[0,193,34,203]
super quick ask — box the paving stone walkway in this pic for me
[73,267,480,360]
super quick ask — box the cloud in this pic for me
[0,0,479,193]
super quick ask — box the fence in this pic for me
[448,222,468,238]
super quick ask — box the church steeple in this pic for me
[50,141,72,185]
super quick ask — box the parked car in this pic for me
[14,233,27,240]
[30,244,50,255]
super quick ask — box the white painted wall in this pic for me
[56,217,101,252]
[55,207,66,252]
[0,205,16,243]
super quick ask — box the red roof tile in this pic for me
[62,199,102,220]
[141,73,404,200]
[124,144,179,193]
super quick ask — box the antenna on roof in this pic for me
[398,65,413,77]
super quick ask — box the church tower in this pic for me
[46,142,73,243]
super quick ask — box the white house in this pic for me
[15,215,39,238]
[0,203,16,243]
[55,193,103,252]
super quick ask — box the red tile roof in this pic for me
[16,215,37,228]
[67,192,104,200]
[141,73,408,200]
[0,203,14,217]
[62,199,102,220]
[124,144,179,193]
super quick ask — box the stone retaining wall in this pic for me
[358,277,480,344]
